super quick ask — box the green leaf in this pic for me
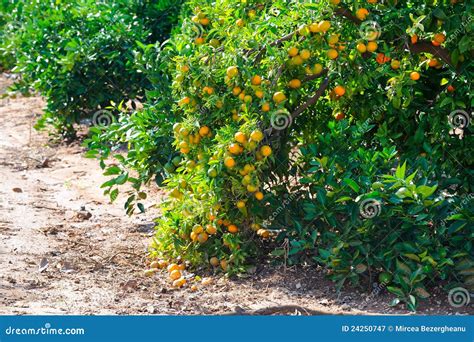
[396,260,412,275]
[387,286,405,297]
[416,185,437,199]
[343,178,360,193]
[395,161,407,179]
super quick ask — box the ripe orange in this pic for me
[232,86,242,96]
[172,277,186,288]
[228,224,239,233]
[235,132,247,144]
[367,41,378,52]
[288,79,302,89]
[195,37,205,45]
[250,129,264,142]
[228,143,243,155]
[220,259,228,271]
[411,34,418,44]
[309,23,319,33]
[356,43,367,53]
[376,53,390,64]
[410,71,420,81]
[262,103,270,112]
[200,18,210,26]
[291,55,304,66]
[356,8,369,21]
[433,33,446,44]
[251,75,262,85]
[236,19,245,27]
[224,156,236,168]
[288,47,299,57]
[193,225,204,234]
[199,125,210,136]
[300,49,311,60]
[167,263,180,272]
[447,85,455,93]
[255,191,264,200]
[236,201,246,209]
[318,20,331,33]
[170,269,182,280]
[260,145,272,157]
[327,49,338,59]
[428,59,439,67]
[178,97,191,106]
[206,224,217,235]
[334,112,345,121]
[334,85,346,96]
[180,65,189,73]
[197,232,209,243]
[210,257,220,267]
[273,92,286,103]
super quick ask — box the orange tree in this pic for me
[0,0,183,138]
[91,0,473,310]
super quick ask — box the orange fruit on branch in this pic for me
[366,41,378,52]
[273,92,286,103]
[251,75,262,85]
[224,156,236,168]
[228,224,239,233]
[410,71,420,81]
[334,85,346,96]
[288,79,302,89]
[260,145,272,157]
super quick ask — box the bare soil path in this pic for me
[0,74,470,316]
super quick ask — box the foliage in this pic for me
[136,0,471,310]
[1,0,182,137]
[3,0,473,311]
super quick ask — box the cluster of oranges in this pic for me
[173,123,211,155]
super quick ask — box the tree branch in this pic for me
[408,40,452,67]
[334,7,362,25]
[291,76,329,122]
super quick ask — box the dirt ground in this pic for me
[0,74,471,316]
